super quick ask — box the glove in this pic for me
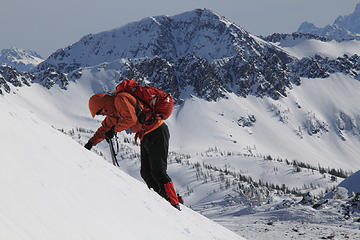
[105,128,115,141]
[84,141,93,150]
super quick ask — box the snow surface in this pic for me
[0,96,244,240]
[274,38,360,58]
[336,170,360,195]
[324,170,360,199]
[167,73,360,170]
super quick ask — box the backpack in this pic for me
[115,80,173,124]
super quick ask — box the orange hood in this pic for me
[88,94,115,118]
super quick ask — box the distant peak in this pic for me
[355,2,360,13]
[195,8,219,16]
[297,2,360,37]
[170,8,225,22]
[297,21,319,32]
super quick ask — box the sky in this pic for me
[1,0,359,58]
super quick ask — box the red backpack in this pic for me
[115,80,173,124]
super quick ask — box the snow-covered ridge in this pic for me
[33,7,360,104]
[37,8,291,71]
[0,47,43,72]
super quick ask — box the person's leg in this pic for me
[145,123,179,206]
[140,140,160,194]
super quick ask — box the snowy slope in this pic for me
[168,73,360,170]
[0,96,244,240]
[274,38,360,58]
[324,170,360,199]
[336,170,360,194]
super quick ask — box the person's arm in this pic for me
[85,116,117,149]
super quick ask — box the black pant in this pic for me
[140,123,172,200]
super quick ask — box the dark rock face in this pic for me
[0,65,33,94]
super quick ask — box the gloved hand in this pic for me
[105,128,115,141]
[84,141,93,150]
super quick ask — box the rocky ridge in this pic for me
[2,9,360,104]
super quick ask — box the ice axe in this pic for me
[105,127,120,167]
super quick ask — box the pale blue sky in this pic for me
[1,0,359,58]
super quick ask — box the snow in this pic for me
[275,38,360,58]
[324,170,360,199]
[166,73,360,170]
[0,96,244,240]
[0,47,43,71]
[337,171,360,194]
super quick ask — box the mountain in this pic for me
[297,3,360,40]
[36,8,297,100]
[0,47,43,72]
[38,9,292,70]
[334,3,360,33]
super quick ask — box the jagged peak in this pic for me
[355,2,360,13]
[297,21,319,32]
[0,47,42,59]
[299,2,360,37]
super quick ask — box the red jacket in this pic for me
[89,92,163,146]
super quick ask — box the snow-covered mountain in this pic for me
[38,9,291,70]
[0,47,43,72]
[1,8,360,240]
[297,2,360,41]
[1,8,359,170]
[37,9,297,100]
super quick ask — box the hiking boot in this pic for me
[172,204,181,211]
